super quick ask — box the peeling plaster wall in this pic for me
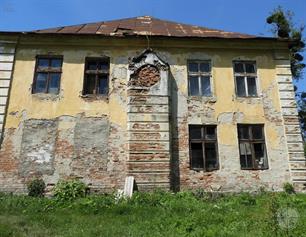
[0,38,303,193]
[168,49,293,192]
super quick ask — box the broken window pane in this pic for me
[252,125,263,139]
[51,59,62,68]
[201,76,211,96]
[205,143,217,170]
[83,74,96,94]
[189,76,199,96]
[234,63,244,73]
[38,59,49,68]
[247,77,257,96]
[205,126,216,139]
[236,76,246,96]
[98,75,108,95]
[189,126,202,139]
[245,63,255,73]
[191,143,204,169]
[238,124,268,170]
[188,63,198,72]
[200,62,210,73]
[34,73,48,93]
[48,73,60,94]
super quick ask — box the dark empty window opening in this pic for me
[189,125,218,171]
[233,61,258,97]
[32,56,63,94]
[83,58,109,95]
[238,124,268,170]
[188,61,212,96]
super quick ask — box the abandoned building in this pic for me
[0,16,305,193]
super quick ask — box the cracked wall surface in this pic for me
[0,37,304,193]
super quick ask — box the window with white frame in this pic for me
[188,61,212,96]
[233,61,258,97]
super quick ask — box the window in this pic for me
[32,56,63,94]
[238,124,268,170]
[83,57,109,95]
[233,61,257,97]
[189,125,218,171]
[188,61,212,96]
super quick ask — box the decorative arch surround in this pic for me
[127,49,172,191]
[128,49,169,93]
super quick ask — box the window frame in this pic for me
[82,57,110,96]
[187,60,212,97]
[237,124,269,170]
[189,125,219,171]
[32,55,63,94]
[233,61,258,97]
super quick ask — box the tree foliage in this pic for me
[266,7,305,79]
[267,7,305,138]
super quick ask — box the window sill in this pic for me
[191,168,219,172]
[240,167,269,171]
[187,96,217,103]
[80,94,109,102]
[235,96,261,103]
[32,93,60,101]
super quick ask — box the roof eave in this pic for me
[0,31,283,41]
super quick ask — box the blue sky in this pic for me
[0,0,305,91]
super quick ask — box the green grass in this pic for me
[0,191,306,237]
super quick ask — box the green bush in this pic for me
[27,178,45,197]
[53,180,88,201]
[283,182,295,194]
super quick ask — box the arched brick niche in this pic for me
[129,64,160,87]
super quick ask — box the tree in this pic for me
[266,7,305,140]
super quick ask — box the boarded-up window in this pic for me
[189,125,218,171]
[83,57,109,95]
[32,56,63,94]
[233,61,258,97]
[238,124,268,170]
[188,61,212,96]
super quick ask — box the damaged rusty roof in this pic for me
[31,16,258,39]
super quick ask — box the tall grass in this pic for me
[0,191,306,237]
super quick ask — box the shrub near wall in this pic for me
[53,180,88,201]
[27,179,46,197]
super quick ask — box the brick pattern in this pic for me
[275,59,306,192]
